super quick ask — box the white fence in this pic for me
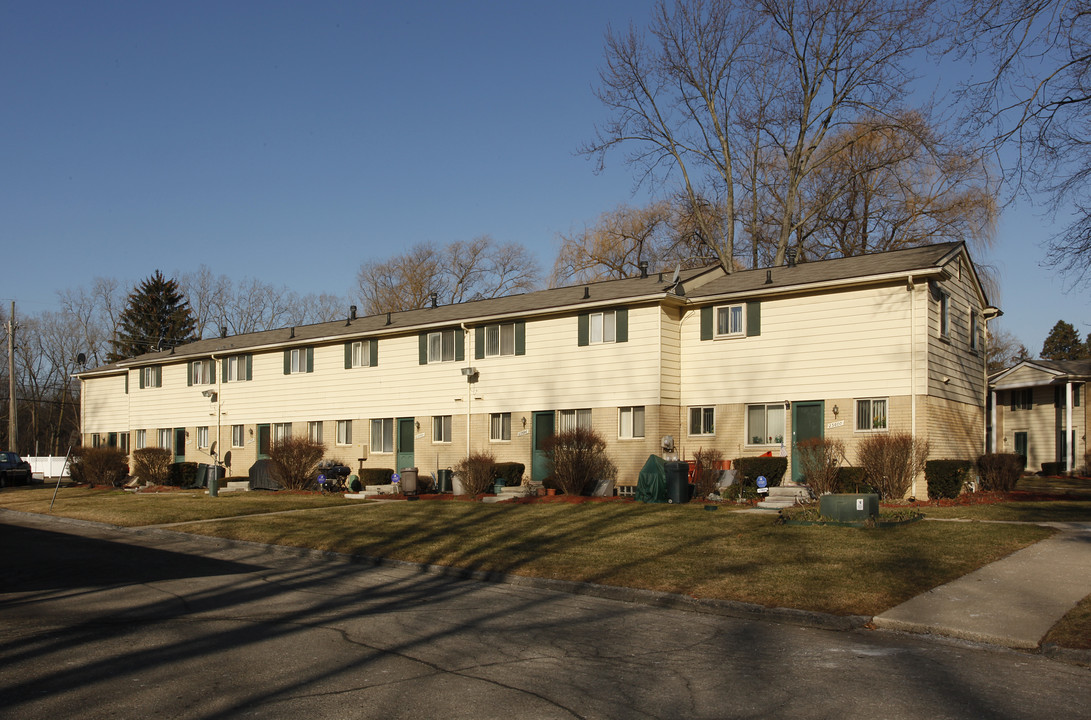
[25,456,71,478]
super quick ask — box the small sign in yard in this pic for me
[757,475,768,494]
[391,473,401,483]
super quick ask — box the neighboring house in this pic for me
[989,359,1089,474]
[77,241,996,496]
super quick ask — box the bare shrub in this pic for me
[796,438,845,496]
[70,447,129,487]
[976,453,1023,492]
[131,447,172,485]
[268,436,326,490]
[454,451,498,495]
[692,447,725,499]
[543,427,617,496]
[855,433,929,500]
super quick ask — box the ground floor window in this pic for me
[689,406,715,436]
[135,429,147,450]
[618,406,645,439]
[232,425,245,448]
[855,398,888,432]
[747,404,785,445]
[336,420,352,445]
[490,412,511,441]
[158,428,172,448]
[371,418,394,453]
[433,415,452,443]
[273,423,292,442]
[308,421,323,443]
[558,408,592,432]
[196,426,209,449]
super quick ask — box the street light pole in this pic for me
[7,301,16,452]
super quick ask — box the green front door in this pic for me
[396,417,415,471]
[532,411,555,482]
[257,424,271,459]
[791,401,824,483]
[173,427,186,464]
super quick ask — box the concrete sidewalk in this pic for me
[874,522,1091,650]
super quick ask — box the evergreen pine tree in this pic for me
[107,271,198,362]
[1040,320,1090,361]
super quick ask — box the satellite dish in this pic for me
[671,264,680,285]
[209,441,218,458]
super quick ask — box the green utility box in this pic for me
[819,493,879,522]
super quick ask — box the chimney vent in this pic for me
[583,287,590,299]
[430,292,438,309]
[385,312,392,326]
[639,261,649,279]
[289,327,295,338]
[786,248,798,268]
[765,270,773,285]
[220,326,227,339]
[350,305,357,320]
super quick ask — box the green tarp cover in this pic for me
[635,454,668,503]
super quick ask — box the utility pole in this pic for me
[7,301,16,451]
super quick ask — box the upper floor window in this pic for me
[140,366,162,389]
[1011,388,1033,411]
[716,304,745,338]
[970,312,980,352]
[578,308,628,346]
[284,347,314,374]
[189,360,213,386]
[485,323,516,357]
[225,354,252,382]
[938,291,950,339]
[590,311,616,344]
[428,330,459,363]
[856,398,888,432]
[346,339,376,368]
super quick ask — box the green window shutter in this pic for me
[578,313,589,346]
[187,362,193,387]
[125,374,129,394]
[515,321,526,355]
[746,302,761,337]
[419,333,428,365]
[139,370,145,390]
[1010,391,1016,412]
[155,367,162,387]
[700,307,713,341]
[615,308,628,343]
[283,350,291,375]
[455,331,465,362]
[475,327,485,360]
[345,342,353,369]
[244,354,253,381]
[369,339,378,367]
[210,361,216,384]
[306,347,314,373]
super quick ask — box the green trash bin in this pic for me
[436,469,452,493]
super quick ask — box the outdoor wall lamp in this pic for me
[521,416,527,428]
[415,421,421,430]
[832,405,839,417]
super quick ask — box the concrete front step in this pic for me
[756,484,813,509]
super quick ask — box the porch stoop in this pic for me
[756,484,813,510]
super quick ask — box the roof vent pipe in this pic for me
[639,261,649,279]
[765,270,773,285]
[583,287,590,299]
[658,271,664,282]
[385,312,392,326]
[220,326,227,339]
[786,248,798,268]
[290,327,295,338]
[350,305,357,320]
[430,292,438,309]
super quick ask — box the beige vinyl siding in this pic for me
[925,396,985,461]
[659,305,682,406]
[128,363,218,430]
[999,365,1052,387]
[682,284,919,405]
[996,383,1087,472]
[80,373,129,434]
[926,255,987,406]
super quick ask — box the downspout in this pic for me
[212,353,223,471]
[461,323,471,458]
[908,277,917,498]
[1066,382,1074,473]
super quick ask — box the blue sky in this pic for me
[2,1,1087,354]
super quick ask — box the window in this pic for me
[1011,388,1033,411]
[190,360,213,385]
[856,398,888,432]
[273,423,292,442]
[371,418,394,453]
[226,355,251,382]
[349,340,374,368]
[689,406,715,436]
[232,425,245,448]
[485,323,516,357]
[141,366,162,388]
[427,329,458,363]
[970,312,981,352]
[590,311,615,344]
[336,420,352,445]
[716,304,745,338]
[747,404,786,444]
[490,412,511,441]
[308,421,323,443]
[196,426,209,448]
[433,415,452,443]
[1053,385,1082,408]
[938,291,950,338]
[619,406,645,439]
[158,428,172,448]
[135,429,146,450]
[288,348,310,374]
[558,408,592,432]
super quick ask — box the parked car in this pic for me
[0,451,32,487]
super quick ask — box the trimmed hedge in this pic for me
[835,466,876,494]
[926,459,972,499]
[494,462,526,486]
[976,453,1022,491]
[167,462,199,487]
[359,468,395,485]
[70,446,129,487]
[131,447,172,485]
[732,456,787,487]
[1041,461,1066,477]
